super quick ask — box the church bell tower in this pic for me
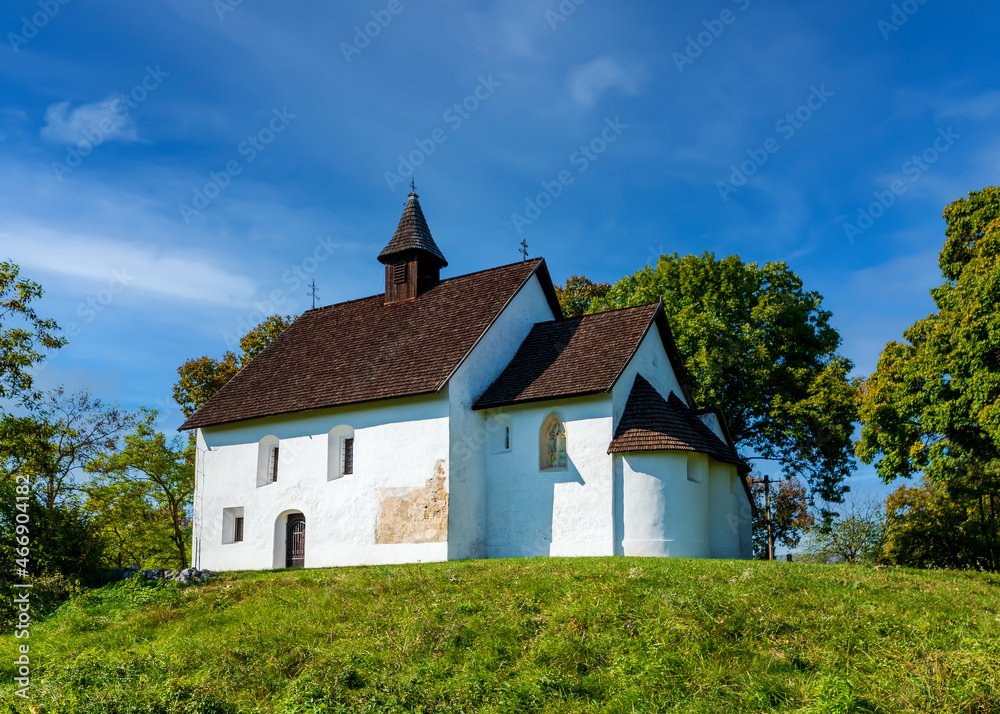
[378,189,448,304]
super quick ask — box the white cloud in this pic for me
[567,57,642,108]
[40,96,139,145]
[935,90,1000,122]
[1,224,257,307]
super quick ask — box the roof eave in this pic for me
[436,258,562,394]
[472,386,610,411]
[179,387,444,431]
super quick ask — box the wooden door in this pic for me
[285,514,305,568]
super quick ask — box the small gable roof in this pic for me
[473,301,692,410]
[181,259,560,430]
[608,375,749,474]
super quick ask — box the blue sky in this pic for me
[2,0,998,502]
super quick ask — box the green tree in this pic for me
[84,477,179,568]
[554,276,610,317]
[802,497,887,565]
[174,314,294,417]
[36,388,136,509]
[0,479,104,627]
[750,476,814,558]
[0,260,67,404]
[86,413,195,569]
[601,253,858,518]
[0,389,133,589]
[857,187,1000,570]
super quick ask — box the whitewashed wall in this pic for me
[708,461,742,559]
[484,395,615,558]
[193,393,450,571]
[617,451,709,557]
[447,273,557,560]
[611,321,685,425]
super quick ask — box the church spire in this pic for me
[379,189,448,303]
[378,188,448,268]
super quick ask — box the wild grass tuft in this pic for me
[2,558,998,712]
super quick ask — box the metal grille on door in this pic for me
[285,514,305,567]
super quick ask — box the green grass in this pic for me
[1,558,999,713]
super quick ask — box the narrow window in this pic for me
[268,445,279,483]
[491,416,512,454]
[393,262,407,284]
[328,426,354,480]
[233,516,244,543]
[342,437,354,476]
[540,415,567,470]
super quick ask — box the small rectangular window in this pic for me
[223,507,244,544]
[504,426,510,450]
[268,446,279,483]
[342,437,354,475]
[393,262,407,284]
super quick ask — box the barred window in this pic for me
[268,445,279,483]
[342,437,354,476]
[328,426,355,481]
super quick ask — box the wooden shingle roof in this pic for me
[608,374,748,474]
[180,259,558,430]
[377,192,447,266]
[473,302,692,410]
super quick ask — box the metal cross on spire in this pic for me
[307,279,319,309]
[519,238,529,262]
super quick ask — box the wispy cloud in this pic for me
[40,96,140,144]
[2,225,256,307]
[934,90,1000,122]
[567,57,642,108]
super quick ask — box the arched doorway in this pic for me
[285,513,305,567]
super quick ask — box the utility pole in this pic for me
[764,474,774,560]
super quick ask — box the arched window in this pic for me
[256,435,280,487]
[328,425,355,481]
[539,414,567,471]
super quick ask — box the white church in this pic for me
[182,191,754,570]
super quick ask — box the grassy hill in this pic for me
[2,557,998,713]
